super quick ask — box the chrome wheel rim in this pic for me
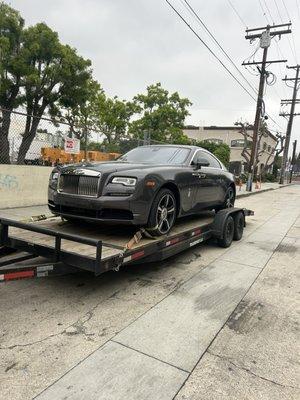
[225,189,235,208]
[156,194,176,234]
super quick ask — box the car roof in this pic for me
[136,144,201,151]
[135,144,213,154]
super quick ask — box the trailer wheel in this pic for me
[217,215,234,248]
[233,212,244,241]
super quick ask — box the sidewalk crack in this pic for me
[208,351,300,390]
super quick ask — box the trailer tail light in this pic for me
[191,228,201,236]
[165,237,180,247]
[123,250,145,263]
[0,269,35,281]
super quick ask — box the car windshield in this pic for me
[118,146,190,165]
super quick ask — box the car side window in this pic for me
[192,151,221,169]
[192,150,207,165]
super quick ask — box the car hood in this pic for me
[58,161,176,175]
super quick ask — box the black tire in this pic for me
[216,186,235,212]
[147,188,177,236]
[217,215,234,248]
[233,212,244,241]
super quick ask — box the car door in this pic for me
[175,165,201,213]
[192,150,223,210]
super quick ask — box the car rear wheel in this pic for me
[147,188,177,236]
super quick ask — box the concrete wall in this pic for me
[0,165,52,209]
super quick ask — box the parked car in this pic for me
[48,145,235,235]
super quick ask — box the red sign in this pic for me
[64,138,80,154]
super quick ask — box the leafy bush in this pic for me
[262,173,276,182]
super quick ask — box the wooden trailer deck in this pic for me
[0,212,215,275]
[8,214,214,260]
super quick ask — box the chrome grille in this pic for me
[59,174,100,197]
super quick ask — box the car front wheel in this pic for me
[147,188,177,236]
[216,186,235,211]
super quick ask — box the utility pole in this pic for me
[289,139,297,183]
[279,65,300,184]
[243,23,291,191]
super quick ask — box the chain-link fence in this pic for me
[0,108,162,166]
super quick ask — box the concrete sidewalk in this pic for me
[0,205,52,221]
[1,185,299,400]
[33,185,300,400]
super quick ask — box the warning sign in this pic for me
[64,138,80,154]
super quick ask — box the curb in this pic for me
[236,183,291,199]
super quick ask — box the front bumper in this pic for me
[48,188,151,225]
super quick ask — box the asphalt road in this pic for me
[0,185,299,400]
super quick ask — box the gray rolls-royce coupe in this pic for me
[48,145,235,235]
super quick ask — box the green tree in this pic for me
[195,140,230,167]
[94,93,138,145]
[16,23,92,164]
[58,78,102,158]
[129,82,192,143]
[0,2,25,163]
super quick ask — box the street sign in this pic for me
[64,138,80,154]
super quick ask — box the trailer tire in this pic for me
[233,211,244,241]
[217,215,234,248]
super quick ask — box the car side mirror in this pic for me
[193,157,209,169]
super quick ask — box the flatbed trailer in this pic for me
[0,208,253,280]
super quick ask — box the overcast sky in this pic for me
[7,0,300,146]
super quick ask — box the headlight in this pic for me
[49,171,59,189]
[111,177,137,186]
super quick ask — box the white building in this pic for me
[183,125,277,175]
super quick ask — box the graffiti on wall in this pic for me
[0,174,19,190]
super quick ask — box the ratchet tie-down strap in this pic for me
[124,227,158,251]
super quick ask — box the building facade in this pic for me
[183,125,277,175]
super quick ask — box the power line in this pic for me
[179,0,258,96]
[273,0,284,21]
[291,34,298,63]
[281,3,297,62]
[263,0,275,23]
[258,0,271,23]
[225,0,291,112]
[165,0,284,131]
[226,0,247,27]
[281,0,291,20]
[164,0,257,102]
[256,0,298,90]
[297,0,300,19]
[275,39,289,97]
[263,1,297,63]
[279,0,298,63]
